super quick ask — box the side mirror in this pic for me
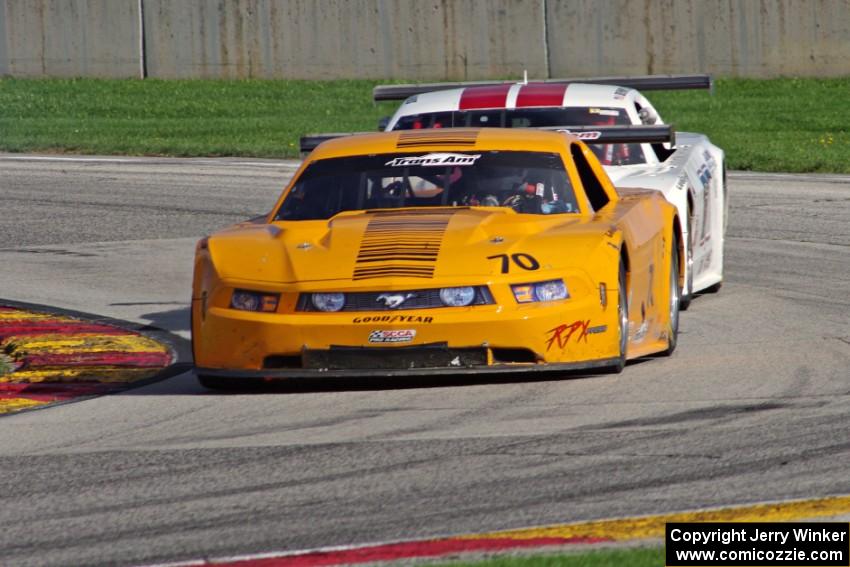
[377,116,390,131]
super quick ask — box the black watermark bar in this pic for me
[666,522,849,566]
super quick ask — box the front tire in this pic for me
[661,235,681,356]
[604,260,629,374]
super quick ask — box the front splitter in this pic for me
[195,356,620,380]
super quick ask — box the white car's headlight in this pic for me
[439,286,476,307]
[512,280,569,303]
[311,292,346,312]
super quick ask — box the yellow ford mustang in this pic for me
[192,128,682,388]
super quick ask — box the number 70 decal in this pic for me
[487,253,540,274]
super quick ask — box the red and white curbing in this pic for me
[0,305,174,415]
[145,495,850,566]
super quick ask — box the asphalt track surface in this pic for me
[0,155,848,566]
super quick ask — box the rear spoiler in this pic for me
[538,125,674,144]
[373,74,712,101]
[299,132,370,154]
[299,125,673,155]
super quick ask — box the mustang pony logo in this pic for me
[376,293,417,309]
[384,153,481,167]
[545,320,591,351]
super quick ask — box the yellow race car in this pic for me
[192,127,682,388]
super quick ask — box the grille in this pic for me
[297,286,493,312]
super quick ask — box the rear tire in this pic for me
[604,261,629,374]
[679,244,693,311]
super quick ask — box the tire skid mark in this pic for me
[0,306,173,415]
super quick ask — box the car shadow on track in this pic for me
[135,306,191,333]
[119,354,660,396]
[118,354,668,399]
[242,355,661,394]
[118,364,618,396]
[196,366,629,395]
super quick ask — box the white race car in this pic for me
[373,75,726,306]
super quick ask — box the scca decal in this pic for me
[369,329,416,344]
[353,315,434,324]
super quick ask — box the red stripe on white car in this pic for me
[515,83,569,107]
[458,84,512,110]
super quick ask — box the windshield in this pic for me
[392,107,646,166]
[276,151,580,221]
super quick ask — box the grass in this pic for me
[430,546,664,567]
[0,78,396,158]
[649,77,850,173]
[1,76,849,172]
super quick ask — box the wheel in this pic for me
[679,236,694,311]
[661,235,681,357]
[604,260,629,374]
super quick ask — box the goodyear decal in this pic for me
[353,315,433,324]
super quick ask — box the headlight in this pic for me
[439,286,476,307]
[311,292,346,312]
[512,280,569,303]
[231,289,279,312]
[533,280,569,302]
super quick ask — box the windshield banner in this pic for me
[385,153,481,167]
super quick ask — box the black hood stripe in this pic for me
[397,130,479,148]
[353,212,455,280]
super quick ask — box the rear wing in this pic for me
[299,125,674,155]
[373,74,712,101]
[299,132,370,154]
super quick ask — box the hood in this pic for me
[209,208,612,284]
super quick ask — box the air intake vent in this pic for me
[397,130,479,148]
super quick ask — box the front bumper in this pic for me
[192,290,619,373]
